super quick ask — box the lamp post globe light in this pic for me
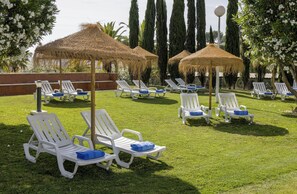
[214,5,225,103]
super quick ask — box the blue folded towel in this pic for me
[52,92,64,97]
[76,150,105,160]
[139,89,149,94]
[264,92,273,95]
[187,86,196,90]
[190,111,203,116]
[286,92,293,96]
[234,110,249,115]
[156,89,164,93]
[78,91,88,95]
[131,141,155,152]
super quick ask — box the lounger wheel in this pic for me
[68,95,75,102]
[215,108,220,117]
[83,95,89,101]
[44,97,50,104]
[271,95,275,100]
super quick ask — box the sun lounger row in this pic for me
[251,82,297,101]
[35,80,89,103]
[179,92,254,125]
[24,109,166,178]
[165,78,205,93]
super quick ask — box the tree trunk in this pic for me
[279,62,297,98]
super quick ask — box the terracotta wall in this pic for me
[0,73,117,96]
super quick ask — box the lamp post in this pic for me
[214,5,225,103]
[36,80,42,112]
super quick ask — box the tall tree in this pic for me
[209,26,214,44]
[129,0,139,79]
[185,0,195,83]
[141,0,156,84]
[240,39,250,89]
[224,0,240,89]
[156,0,168,85]
[196,0,206,86]
[169,0,186,80]
[209,26,216,89]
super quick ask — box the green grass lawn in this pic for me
[0,90,297,193]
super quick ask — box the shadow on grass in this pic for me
[131,97,178,105]
[213,121,289,136]
[43,99,91,108]
[0,123,199,194]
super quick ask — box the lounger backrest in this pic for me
[27,113,71,147]
[62,80,76,93]
[180,93,200,110]
[116,80,132,90]
[165,79,179,89]
[81,109,121,139]
[37,80,54,94]
[218,93,239,109]
[253,82,267,92]
[175,78,185,86]
[132,80,148,89]
[274,82,289,94]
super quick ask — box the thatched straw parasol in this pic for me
[132,46,158,87]
[168,50,191,65]
[179,44,243,112]
[34,24,146,145]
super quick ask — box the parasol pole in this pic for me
[91,59,96,146]
[138,64,141,89]
[209,62,213,113]
[59,59,62,91]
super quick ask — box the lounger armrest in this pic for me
[121,129,143,141]
[39,140,58,149]
[240,105,247,110]
[72,135,94,150]
[220,105,227,112]
[63,89,70,93]
[96,134,117,152]
[201,105,209,111]
[267,89,272,92]
[53,89,60,93]
[254,89,260,93]
[76,88,83,92]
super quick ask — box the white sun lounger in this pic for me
[61,80,89,102]
[251,82,275,99]
[132,80,166,97]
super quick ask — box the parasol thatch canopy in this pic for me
[179,44,244,73]
[34,24,146,72]
[133,46,158,65]
[168,50,191,65]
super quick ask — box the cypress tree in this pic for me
[196,0,206,86]
[156,0,168,85]
[185,0,195,83]
[169,0,186,81]
[224,0,240,89]
[129,0,139,80]
[241,37,250,89]
[209,26,214,43]
[141,0,156,84]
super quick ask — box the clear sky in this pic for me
[34,0,228,51]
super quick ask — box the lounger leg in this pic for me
[96,158,114,170]
[23,143,41,163]
[147,151,163,160]
[114,154,134,168]
[56,154,78,179]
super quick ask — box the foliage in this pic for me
[128,0,139,49]
[237,0,297,97]
[196,0,206,51]
[240,39,251,89]
[0,51,31,72]
[1,90,297,193]
[205,30,224,43]
[141,0,155,84]
[156,0,168,85]
[185,0,195,53]
[224,0,240,89]
[209,26,214,44]
[138,20,145,46]
[101,21,127,42]
[169,0,186,80]
[0,0,58,71]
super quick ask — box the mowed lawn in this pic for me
[0,90,297,193]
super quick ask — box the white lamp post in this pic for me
[214,5,225,102]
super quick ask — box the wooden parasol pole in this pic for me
[209,62,213,111]
[59,59,62,91]
[91,59,96,147]
[138,64,141,89]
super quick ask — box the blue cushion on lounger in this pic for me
[156,89,165,93]
[286,92,293,96]
[52,92,64,97]
[190,111,203,116]
[187,86,196,90]
[139,89,149,94]
[78,91,88,95]
[234,110,249,115]
[131,141,155,152]
[76,150,105,160]
[264,92,273,95]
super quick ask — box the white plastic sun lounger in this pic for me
[251,82,275,99]
[274,82,296,101]
[61,80,90,102]
[37,80,66,104]
[132,80,166,97]
[115,80,151,99]
[81,109,166,168]
[165,79,196,93]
